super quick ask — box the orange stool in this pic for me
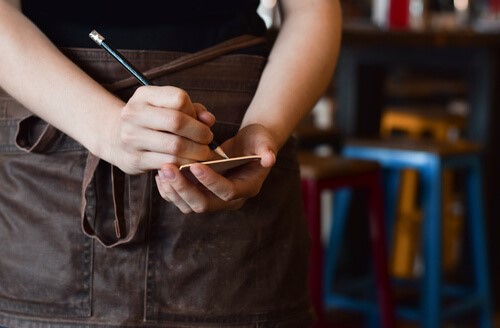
[380,107,466,277]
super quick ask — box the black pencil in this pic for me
[89,30,229,159]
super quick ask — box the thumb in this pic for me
[193,103,215,127]
[256,141,276,168]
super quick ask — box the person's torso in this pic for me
[21,0,268,52]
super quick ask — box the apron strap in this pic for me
[108,34,267,92]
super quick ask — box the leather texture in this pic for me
[0,36,313,327]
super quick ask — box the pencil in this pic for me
[89,30,229,159]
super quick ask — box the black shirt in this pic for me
[21,0,268,52]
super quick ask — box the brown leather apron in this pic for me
[0,36,313,327]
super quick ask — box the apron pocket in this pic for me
[0,117,92,318]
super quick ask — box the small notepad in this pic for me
[179,155,261,175]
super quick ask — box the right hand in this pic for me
[154,123,278,213]
[101,85,217,174]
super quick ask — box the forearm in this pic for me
[241,0,342,149]
[0,1,123,157]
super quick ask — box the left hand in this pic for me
[154,124,277,213]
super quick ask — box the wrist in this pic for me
[81,100,123,162]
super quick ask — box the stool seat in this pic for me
[298,152,380,180]
[346,138,481,156]
[381,108,465,140]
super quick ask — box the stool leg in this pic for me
[420,158,442,328]
[466,159,492,328]
[442,169,462,273]
[383,169,401,251]
[367,172,396,328]
[323,188,352,304]
[301,179,326,327]
[392,169,421,278]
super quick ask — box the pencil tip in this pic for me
[214,146,229,159]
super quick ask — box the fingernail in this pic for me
[157,170,166,181]
[159,168,175,181]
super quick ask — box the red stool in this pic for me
[299,152,395,328]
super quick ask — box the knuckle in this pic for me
[205,147,214,159]
[163,190,175,201]
[127,153,143,170]
[192,201,209,214]
[134,85,149,98]
[120,107,136,122]
[220,189,237,202]
[168,137,184,155]
[198,145,212,160]
[120,129,135,145]
[167,113,185,132]
[193,102,207,112]
[248,185,262,198]
[201,129,214,144]
[231,199,245,210]
[171,89,190,109]
[180,207,193,214]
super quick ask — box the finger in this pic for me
[193,103,215,127]
[121,105,214,144]
[159,164,235,213]
[187,163,252,202]
[257,147,276,168]
[249,135,277,168]
[122,127,213,162]
[161,165,250,212]
[159,165,214,213]
[155,175,171,202]
[125,151,196,173]
[157,168,193,213]
[192,161,269,201]
[132,86,196,117]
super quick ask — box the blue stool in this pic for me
[342,138,492,328]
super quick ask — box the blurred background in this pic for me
[258,0,500,326]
